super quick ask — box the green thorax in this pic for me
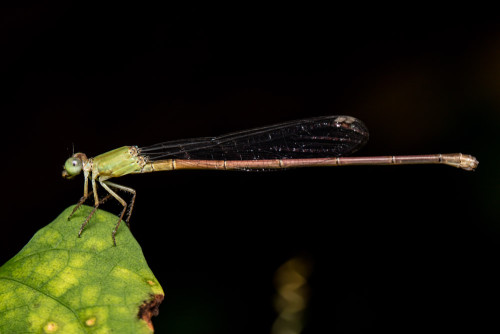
[93,146,145,178]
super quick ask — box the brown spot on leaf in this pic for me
[138,294,164,331]
[85,316,97,327]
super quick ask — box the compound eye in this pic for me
[64,157,83,177]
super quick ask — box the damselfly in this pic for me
[62,115,478,245]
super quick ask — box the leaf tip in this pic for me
[138,294,164,331]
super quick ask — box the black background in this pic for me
[1,4,499,333]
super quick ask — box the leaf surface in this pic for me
[0,205,164,333]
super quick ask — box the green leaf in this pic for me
[0,205,164,333]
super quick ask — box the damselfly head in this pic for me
[62,153,87,179]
